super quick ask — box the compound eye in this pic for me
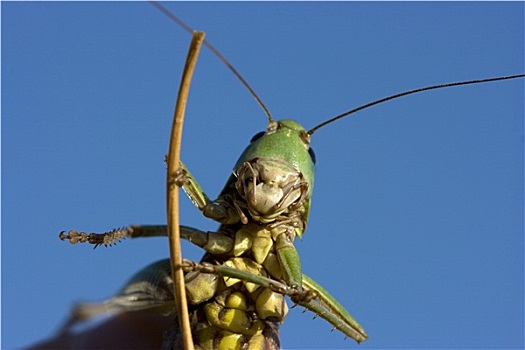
[308,147,316,164]
[250,131,265,143]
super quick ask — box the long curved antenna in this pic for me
[150,1,274,124]
[308,74,524,135]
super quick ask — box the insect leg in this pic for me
[180,259,367,343]
[175,161,246,224]
[274,229,303,291]
[301,274,368,343]
[59,225,235,255]
[58,225,168,248]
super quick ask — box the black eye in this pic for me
[250,131,265,143]
[308,147,316,164]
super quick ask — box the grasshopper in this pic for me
[54,3,524,350]
[58,70,523,348]
[59,116,369,347]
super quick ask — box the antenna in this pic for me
[150,1,523,135]
[308,74,525,135]
[150,1,274,124]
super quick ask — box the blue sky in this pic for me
[2,2,524,349]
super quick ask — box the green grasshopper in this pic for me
[59,82,524,347]
[57,4,525,350]
[59,118,369,347]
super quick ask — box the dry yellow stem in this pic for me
[166,31,205,350]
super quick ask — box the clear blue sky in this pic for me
[3,2,523,349]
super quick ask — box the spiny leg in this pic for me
[59,225,234,254]
[179,260,367,343]
[301,274,368,342]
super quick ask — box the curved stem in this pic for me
[166,31,205,350]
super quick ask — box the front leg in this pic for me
[274,226,303,291]
[268,211,307,291]
[173,162,246,224]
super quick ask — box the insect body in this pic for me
[60,117,368,348]
[180,119,314,289]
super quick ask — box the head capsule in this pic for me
[232,120,315,223]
